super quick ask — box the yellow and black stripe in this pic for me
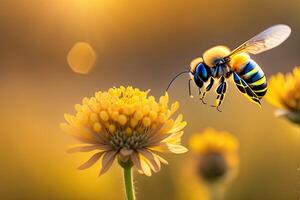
[238,60,267,99]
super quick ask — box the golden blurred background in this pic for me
[1,0,300,199]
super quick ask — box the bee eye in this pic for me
[190,57,203,73]
[195,63,205,73]
[196,62,210,82]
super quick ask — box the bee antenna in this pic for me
[166,70,191,91]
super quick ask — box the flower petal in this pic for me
[60,123,95,143]
[162,131,184,144]
[170,101,179,115]
[174,114,183,124]
[167,144,188,154]
[147,144,170,153]
[146,133,172,147]
[131,152,142,171]
[168,121,187,133]
[153,153,168,165]
[99,151,117,176]
[78,152,104,170]
[64,113,75,124]
[140,156,152,176]
[138,149,160,172]
[66,144,108,154]
[145,149,169,165]
[159,119,175,134]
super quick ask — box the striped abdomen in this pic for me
[237,59,267,99]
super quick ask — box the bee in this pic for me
[166,24,291,112]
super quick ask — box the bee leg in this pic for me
[188,79,194,98]
[211,95,224,112]
[200,94,207,104]
[233,72,261,106]
[200,77,214,104]
[211,77,227,112]
[198,88,207,104]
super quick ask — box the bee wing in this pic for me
[226,24,291,58]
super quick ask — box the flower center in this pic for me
[197,152,227,182]
[109,131,149,150]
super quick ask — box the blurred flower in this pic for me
[67,42,96,74]
[60,86,187,176]
[189,128,239,184]
[266,67,300,125]
[175,128,239,200]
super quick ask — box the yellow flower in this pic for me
[266,67,300,124]
[60,86,187,176]
[174,128,239,200]
[189,128,239,183]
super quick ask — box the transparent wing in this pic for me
[226,24,291,58]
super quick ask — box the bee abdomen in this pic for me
[238,60,267,99]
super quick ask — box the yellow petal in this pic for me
[174,114,183,124]
[64,113,74,124]
[168,121,187,133]
[154,154,168,165]
[170,101,179,114]
[60,123,93,143]
[163,131,184,144]
[160,119,174,134]
[140,155,152,176]
[167,144,188,154]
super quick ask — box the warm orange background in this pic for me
[1,1,300,199]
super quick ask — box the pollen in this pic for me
[134,110,143,121]
[142,105,150,115]
[75,104,82,112]
[111,111,119,121]
[118,114,128,125]
[123,105,134,115]
[100,110,109,121]
[149,111,158,121]
[130,118,139,128]
[93,122,102,133]
[108,124,116,133]
[142,117,151,127]
[76,112,88,124]
[158,113,167,123]
[90,113,99,122]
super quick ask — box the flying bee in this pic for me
[166,24,291,112]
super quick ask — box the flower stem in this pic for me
[123,165,135,200]
[208,185,225,200]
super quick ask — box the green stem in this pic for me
[123,165,135,200]
[208,185,225,200]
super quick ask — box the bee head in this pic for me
[190,57,203,74]
[203,46,231,67]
